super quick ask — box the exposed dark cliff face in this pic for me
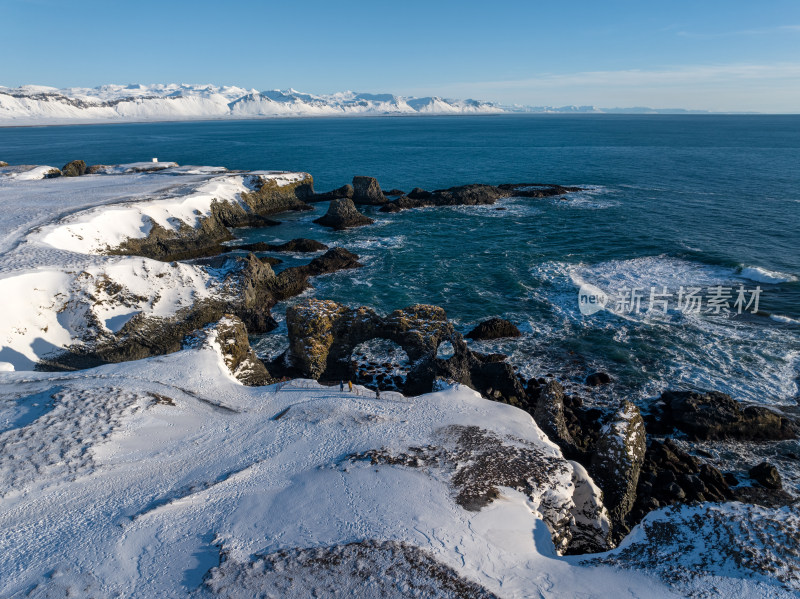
[107,174,314,262]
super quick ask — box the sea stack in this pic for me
[313,198,374,230]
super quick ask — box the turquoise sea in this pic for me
[2,114,799,405]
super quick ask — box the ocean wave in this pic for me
[552,185,619,210]
[770,314,800,325]
[737,266,797,284]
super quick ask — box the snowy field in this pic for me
[0,163,798,598]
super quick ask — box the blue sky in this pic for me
[2,0,799,111]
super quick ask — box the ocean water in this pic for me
[2,115,799,406]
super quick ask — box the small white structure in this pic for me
[152,158,158,163]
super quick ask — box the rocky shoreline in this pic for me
[2,159,797,558]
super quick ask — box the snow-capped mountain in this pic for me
[0,83,506,124]
[0,83,710,125]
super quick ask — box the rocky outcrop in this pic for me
[567,461,612,554]
[466,318,522,340]
[346,424,611,556]
[750,462,782,490]
[0,161,8,167]
[630,438,732,527]
[590,402,646,540]
[61,160,87,177]
[311,184,354,202]
[650,390,795,441]
[585,372,612,386]
[380,183,582,212]
[213,315,273,386]
[40,249,361,371]
[313,198,374,230]
[108,173,313,262]
[352,176,387,205]
[534,381,578,457]
[282,300,454,381]
[233,238,328,253]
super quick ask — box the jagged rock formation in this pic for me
[590,402,647,541]
[630,438,732,527]
[466,318,522,340]
[213,315,273,386]
[313,198,374,230]
[534,381,578,457]
[352,176,387,205]
[649,390,796,441]
[61,160,86,177]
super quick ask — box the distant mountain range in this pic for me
[0,83,712,125]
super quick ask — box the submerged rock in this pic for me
[61,160,87,177]
[466,318,522,340]
[585,372,612,386]
[651,390,795,441]
[313,198,374,230]
[352,176,387,204]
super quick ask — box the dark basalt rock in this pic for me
[497,183,583,197]
[407,187,431,200]
[650,390,796,441]
[630,439,732,530]
[352,176,387,204]
[380,183,581,212]
[311,184,354,202]
[313,198,374,230]
[234,238,328,253]
[585,372,612,386]
[589,402,647,539]
[466,318,522,340]
[61,160,87,177]
[749,462,782,490]
[383,188,405,196]
[533,381,577,456]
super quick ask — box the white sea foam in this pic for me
[771,314,800,325]
[738,266,797,284]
